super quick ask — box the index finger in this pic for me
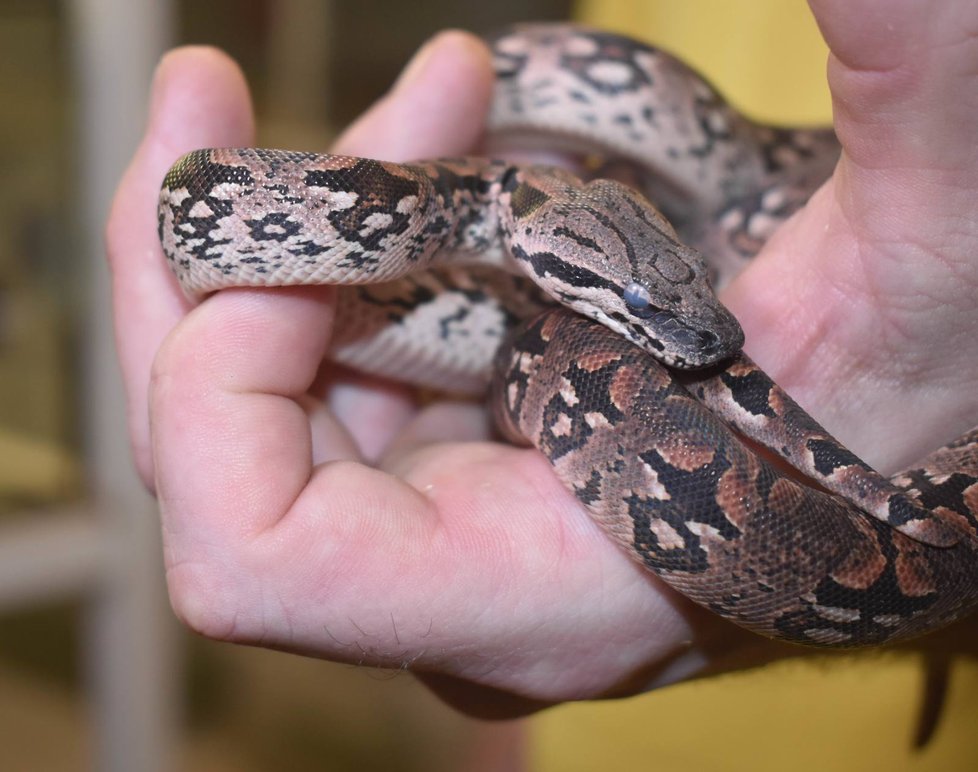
[105,46,256,488]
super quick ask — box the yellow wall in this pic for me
[532,655,978,771]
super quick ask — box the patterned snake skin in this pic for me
[157,24,978,647]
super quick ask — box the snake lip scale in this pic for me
[158,23,977,648]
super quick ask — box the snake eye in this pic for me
[623,282,654,315]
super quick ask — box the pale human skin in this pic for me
[106,0,978,719]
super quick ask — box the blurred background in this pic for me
[1,0,976,770]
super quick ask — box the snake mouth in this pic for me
[628,307,743,369]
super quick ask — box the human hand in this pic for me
[728,0,978,476]
[729,0,978,657]
[105,0,978,722]
[107,31,773,719]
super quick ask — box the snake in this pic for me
[157,23,978,648]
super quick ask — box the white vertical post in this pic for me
[68,1,179,770]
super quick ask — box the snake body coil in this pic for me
[158,24,978,647]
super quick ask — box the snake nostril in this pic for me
[699,329,721,351]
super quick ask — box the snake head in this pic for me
[506,174,744,368]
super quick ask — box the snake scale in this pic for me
[157,24,978,647]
